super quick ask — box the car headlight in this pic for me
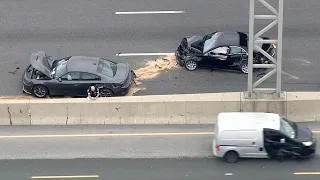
[302,141,313,146]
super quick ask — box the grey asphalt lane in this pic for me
[0,123,319,160]
[0,0,319,96]
[2,158,320,180]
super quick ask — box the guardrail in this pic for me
[0,92,319,125]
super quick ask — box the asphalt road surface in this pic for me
[0,123,319,159]
[0,0,320,96]
[1,124,320,179]
[2,158,320,180]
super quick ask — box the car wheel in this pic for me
[239,61,249,74]
[32,85,49,98]
[185,60,198,71]
[223,151,239,163]
[100,88,114,97]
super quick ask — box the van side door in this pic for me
[239,130,268,158]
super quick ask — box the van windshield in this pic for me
[280,117,296,139]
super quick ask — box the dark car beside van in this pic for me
[213,112,316,163]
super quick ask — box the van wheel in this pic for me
[224,151,239,163]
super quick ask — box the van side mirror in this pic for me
[280,138,286,143]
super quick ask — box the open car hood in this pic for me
[30,51,52,77]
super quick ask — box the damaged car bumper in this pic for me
[175,50,186,66]
[175,43,192,66]
[111,70,137,96]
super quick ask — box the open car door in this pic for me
[263,128,303,160]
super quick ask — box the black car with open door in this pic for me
[263,117,317,160]
[175,31,276,73]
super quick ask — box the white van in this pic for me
[213,112,316,163]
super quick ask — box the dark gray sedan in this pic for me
[22,51,136,98]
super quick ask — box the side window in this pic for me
[61,72,81,81]
[212,46,229,55]
[230,46,243,54]
[81,72,101,81]
[264,129,282,141]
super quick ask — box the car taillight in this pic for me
[215,145,220,151]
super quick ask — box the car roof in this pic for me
[66,56,100,75]
[213,31,241,47]
[217,112,280,132]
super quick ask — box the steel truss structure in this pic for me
[247,0,284,98]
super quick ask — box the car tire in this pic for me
[100,88,114,97]
[223,151,239,163]
[185,60,198,71]
[32,85,49,98]
[239,61,248,74]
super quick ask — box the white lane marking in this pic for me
[225,173,233,176]
[293,58,311,65]
[282,71,299,80]
[115,11,185,15]
[116,53,175,56]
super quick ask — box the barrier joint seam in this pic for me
[7,106,12,125]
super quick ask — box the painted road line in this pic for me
[0,132,215,139]
[1,130,320,139]
[294,172,320,175]
[115,11,185,15]
[30,175,99,179]
[282,71,299,80]
[116,52,175,56]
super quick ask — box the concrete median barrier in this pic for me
[286,92,320,122]
[6,100,30,125]
[0,91,319,125]
[185,93,240,124]
[0,102,10,125]
[29,99,68,125]
[240,92,287,117]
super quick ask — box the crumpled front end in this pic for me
[175,37,203,66]
[175,38,190,66]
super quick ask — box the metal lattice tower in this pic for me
[247,0,284,98]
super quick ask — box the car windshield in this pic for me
[203,32,220,53]
[51,58,68,79]
[280,117,296,139]
[97,58,117,77]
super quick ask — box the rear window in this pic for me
[96,59,117,77]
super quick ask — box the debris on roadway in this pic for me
[127,55,177,96]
